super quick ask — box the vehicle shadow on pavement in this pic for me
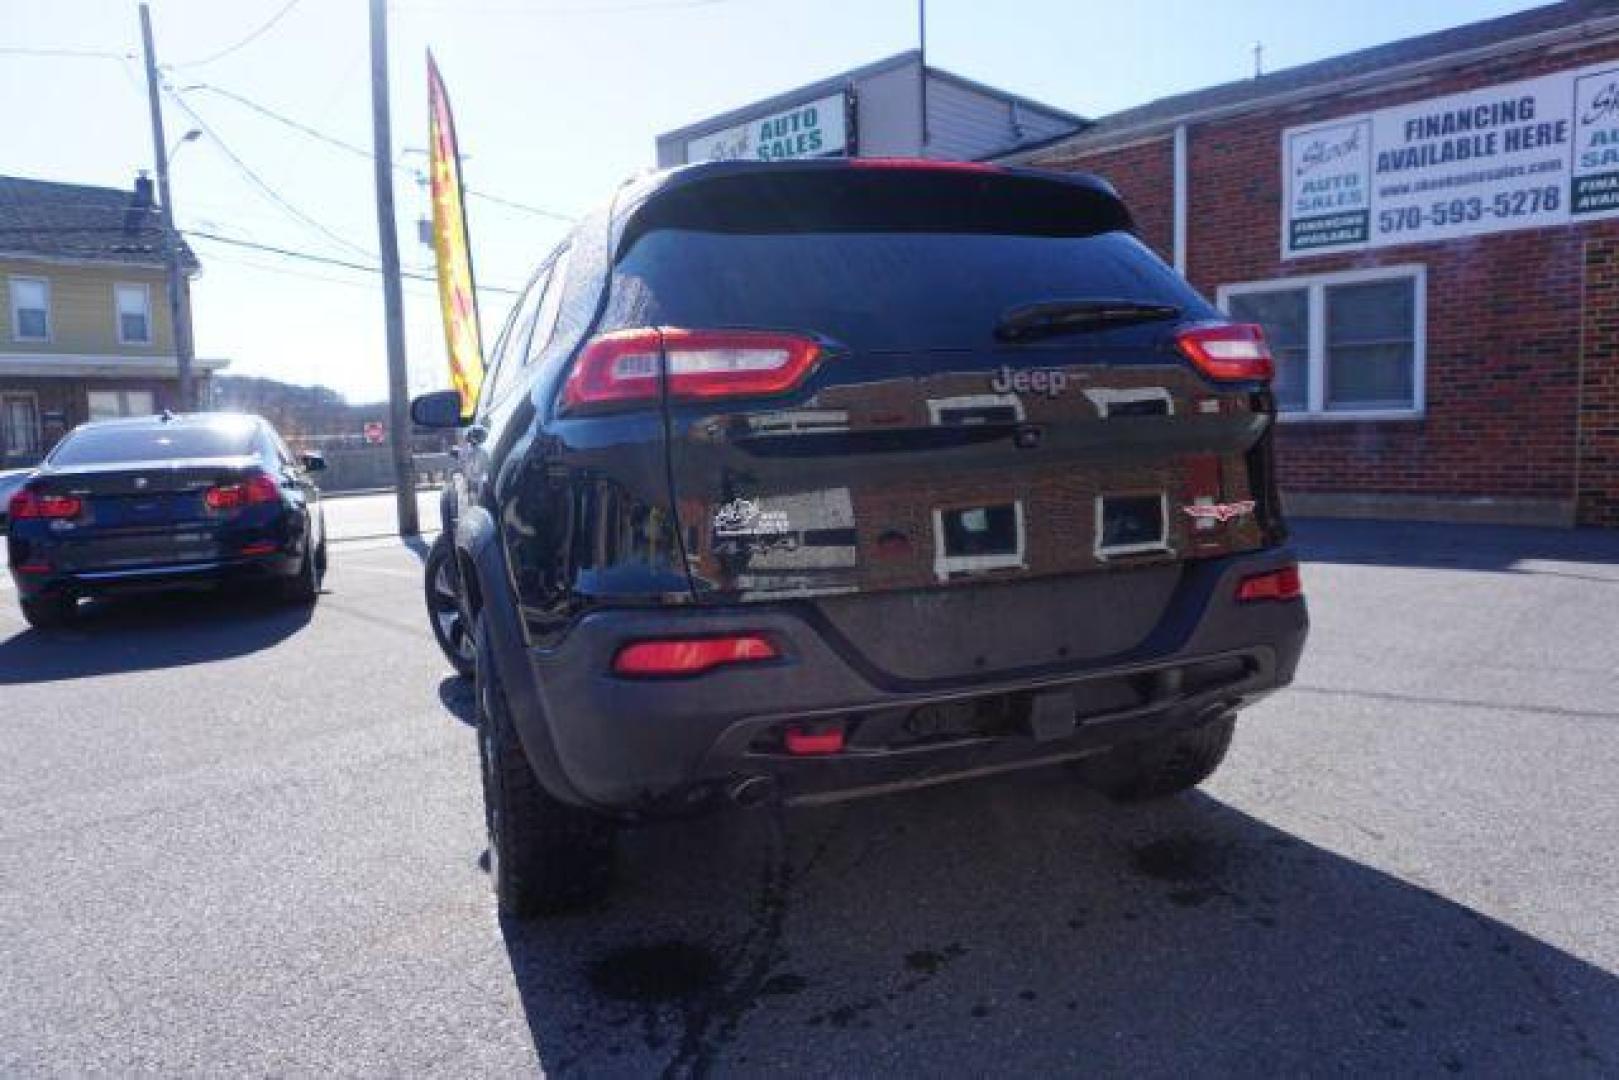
[438,675,476,727]
[1293,517,1619,576]
[0,589,312,684]
[496,770,1617,1077]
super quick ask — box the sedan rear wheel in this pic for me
[425,532,475,678]
[20,593,76,630]
[281,540,323,605]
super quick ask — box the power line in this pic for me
[164,89,380,260]
[398,0,730,14]
[176,81,577,222]
[171,0,303,68]
[464,187,575,222]
[182,82,376,161]
[185,227,519,294]
[0,45,131,60]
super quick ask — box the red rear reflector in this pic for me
[784,725,844,755]
[562,328,821,412]
[851,157,1003,174]
[611,634,778,677]
[15,562,50,574]
[1176,323,1275,382]
[239,541,278,556]
[8,490,82,520]
[206,472,280,510]
[1236,565,1303,602]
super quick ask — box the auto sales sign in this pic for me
[1283,59,1619,258]
[685,92,849,163]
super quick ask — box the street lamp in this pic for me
[167,128,202,164]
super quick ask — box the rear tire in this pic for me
[425,533,475,678]
[281,538,324,604]
[474,612,615,917]
[1073,713,1237,803]
[20,593,75,630]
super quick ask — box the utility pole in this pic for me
[368,0,419,536]
[138,3,197,412]
[917,0,929,154]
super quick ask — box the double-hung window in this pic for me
[115,283,152,344]
[9,277,49,342]
[1219,265,1425,419]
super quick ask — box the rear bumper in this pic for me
[10,550,300,598]
[502,546,1308,813]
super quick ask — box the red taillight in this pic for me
[1176,323,1275,382]
[8,490,82,520]
[611,634,779,677]
[851,157,1003,174]
[239,540,279,556]
[205,472,280,511]
[1236,565,1303,603]
[15,561,51,574]
[562,328,822,412]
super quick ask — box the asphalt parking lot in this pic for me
[1,508,1616,1076]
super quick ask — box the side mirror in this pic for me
[301,452,327,472]
[410,390,466,429]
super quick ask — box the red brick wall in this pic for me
[1028,39,1619,526]
[1580,240,1619,526]
[1035,136,1175,261]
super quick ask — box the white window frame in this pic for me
[927,393,1025,426]
[87,389,156,420]
[114,282,153,345]
[9,276,51,343]
[1093,493,1171,559]
[932,501,1026,580]
[1217,263,1426,422]
[1083,386,1174,418]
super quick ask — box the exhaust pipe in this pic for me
[727,775,778,809]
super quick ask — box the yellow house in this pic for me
[0,173,226,466]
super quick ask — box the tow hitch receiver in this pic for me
[1025,689,1078,741]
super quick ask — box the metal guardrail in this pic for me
[413,452,455,486]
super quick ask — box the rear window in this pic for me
[608,228,1215,351]
[49,422,258,466]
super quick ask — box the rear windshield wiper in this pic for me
[995,299,1181,343]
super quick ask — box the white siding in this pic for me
[654,53,1079,165]
[853,62,924,156]
[923,75,1075,160]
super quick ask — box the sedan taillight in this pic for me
[8,489,83,520]
[562,328,822,413]
[205,472,280,510]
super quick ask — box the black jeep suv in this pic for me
[413,158,1308,916]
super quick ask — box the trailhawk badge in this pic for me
[1182,499,1256,523]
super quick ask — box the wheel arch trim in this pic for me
[456,505,592,807]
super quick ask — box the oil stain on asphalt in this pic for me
[585,941,722,1004]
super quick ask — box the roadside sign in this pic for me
[364,421,385,444]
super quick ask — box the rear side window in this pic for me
[48,422,257,465]
[609,228,1213,351]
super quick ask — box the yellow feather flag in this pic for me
[427,52,483,418]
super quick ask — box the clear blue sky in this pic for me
[6,0,1544,401]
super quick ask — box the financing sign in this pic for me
[1283,58,1619,258]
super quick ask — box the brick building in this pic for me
[998,0,1619,527]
